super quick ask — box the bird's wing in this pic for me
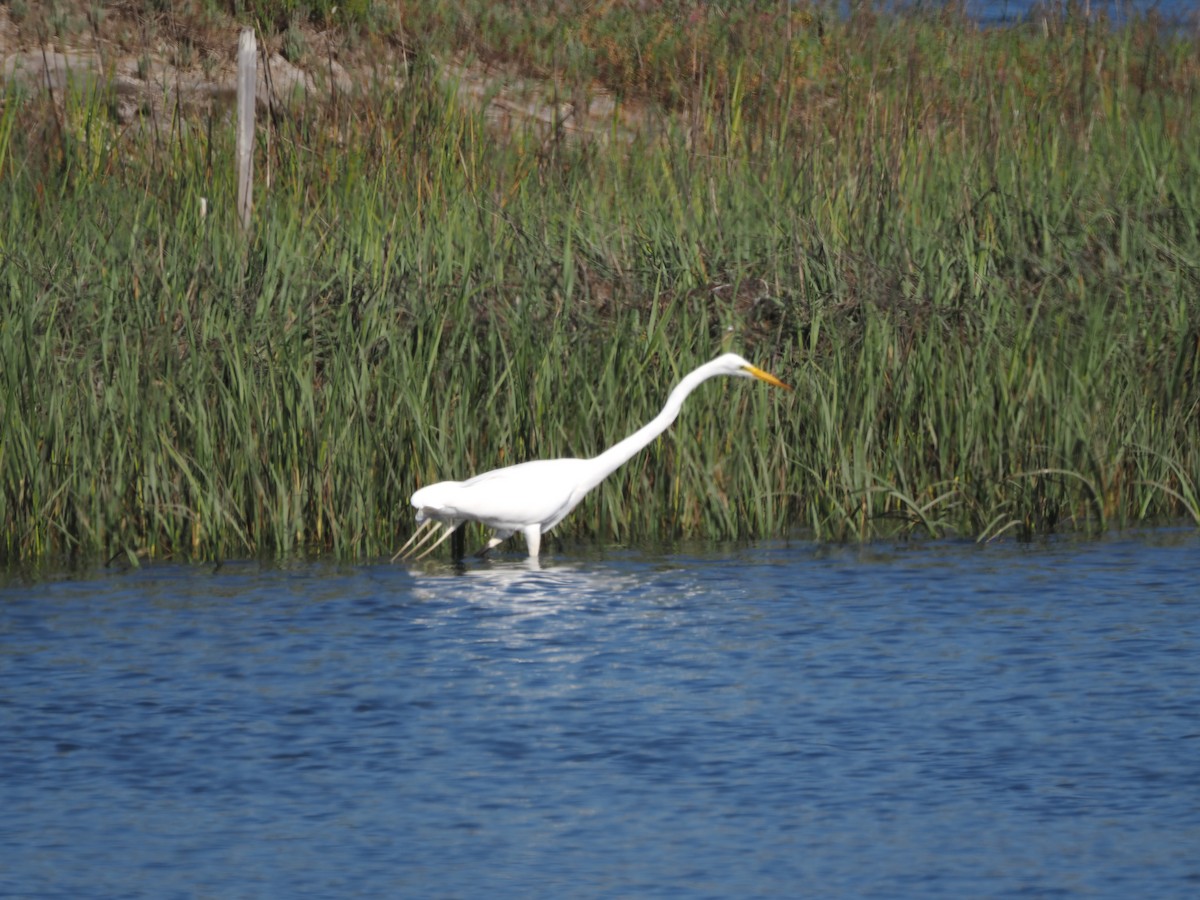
[448,458,589,531]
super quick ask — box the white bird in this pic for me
[394,352,789,561]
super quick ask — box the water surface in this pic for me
[2,533,1199,897]
[913,0,1194,27]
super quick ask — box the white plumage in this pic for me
[395,353,788,561]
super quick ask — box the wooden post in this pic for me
[236,28,256,232]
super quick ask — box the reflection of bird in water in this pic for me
[395,353,789,561]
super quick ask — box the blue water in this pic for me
[2,533,1199,898]
[887,0,1196,27]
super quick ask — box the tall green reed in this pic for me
[1,9,1198,563]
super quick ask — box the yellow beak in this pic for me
[744,364,791,391]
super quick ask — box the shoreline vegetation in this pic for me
[2,2,1199,564]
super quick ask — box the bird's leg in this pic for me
[411,523,460,562]
[522,525,542,559]
[474,530,514,557]
[392,518,437,562]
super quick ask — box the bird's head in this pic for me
[711,353,791,390]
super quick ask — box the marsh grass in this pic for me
[2,5,1199,562]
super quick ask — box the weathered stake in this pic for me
[236,28,256,232]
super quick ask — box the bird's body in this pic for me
[396,353,788,561]
[409,458,591,556]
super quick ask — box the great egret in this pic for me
[395,352,789,561]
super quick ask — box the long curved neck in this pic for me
[580,361,724,494]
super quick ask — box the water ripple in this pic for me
[2,533,1199,897]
